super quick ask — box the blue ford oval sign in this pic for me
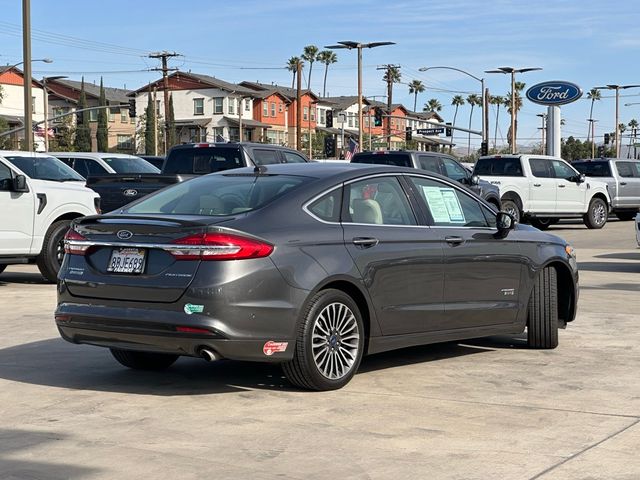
[526,81,583,106]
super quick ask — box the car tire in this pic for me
[282,289,364,391]
[110,348,179,370]
[501,200,521,224]
[530,218,552,230]
[36,220,71,283]
[615,211,636,221]
[527,267,558,349]
[0,265,6,275]
[583,197,608,229]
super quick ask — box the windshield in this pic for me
[102,156,160,174]
[126,174,310,216]
[572,161,612,177]
[5,155,85,181]
[351,153,412,167]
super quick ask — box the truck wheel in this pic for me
[0,265,6,275]
[36,220,71,283]
[527,267,558,349]
[501,200,521,224]
[530,218,552,230]
[615,211,636,221]
[110,348,178,370]
[282,289,364,391]
[583,197,608,229]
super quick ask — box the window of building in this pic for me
[279,103,284,113]
[121,109,128,123]
[193,98,204,115]
[53,107,68,124]
[263,101,269,117]
[32,96,36,114]
[156,100,161,116]
[212,127,224,140]
[229,127,240,142]
[244,99,250,111]
[109,107,118,122]
[354,115,358,128]
[228,98,236,115]
[348,113,353,128]
[311,108,315,122]
[364,115,369,127]
[89,109,98,122]
[319,109,326,125]
[271,102,276,117]
[213,97,223,114]
[266,130,277,144]
[117,135,133,149]
[303,106,309,121]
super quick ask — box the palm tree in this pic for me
[287,56,302,89]
[450,95,465,153]
[466,94,480,156]
[382,67,402,136]
[628,119,638,158]
[586,88,601,141]
[424,98,442,112]
[302,45,319,91]
[490,95,504,150]
[408,80,425,112]
[504,82,525,151]
[317,50,337,97]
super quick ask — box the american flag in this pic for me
[344,138,360,161]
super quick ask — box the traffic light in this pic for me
[324,136,336,158]
[481,141,488,156]
[597,145,605,157]
[75,110,83,124]
[604,133,610,145]
[326,109,333,128]
[405,127,412,142]
[128,98,137,118]
[374,107,383,127]
[445,122,452,137]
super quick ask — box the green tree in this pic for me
[286,56,303,89]
[96,77,108,152]
[383,66,401,84]
[424,98,442,112]
[317,50,337,98]
[490,95,504,149]
[562,136,593,161]
[408,80,425,112]
[466,94,481,156]
[48,115,75,152]
[144,92,156,155]
[628,118,638,158]
[167,93,177,150]
[74,78,91,151]
[302,45,319,91]
[0,116,13,149]
[586,88,601,142]
[504,82,526,151]
[450,95,465,153]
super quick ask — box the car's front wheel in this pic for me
[530,217,553,230]
[37,220,71,283]
[501,200,521,224]
[283,289,364,391]
[527,267,558,349]
[583,197,608,229]
[110,348,179,370]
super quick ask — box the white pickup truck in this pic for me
[474,154,611,229]
[0,151,100,282]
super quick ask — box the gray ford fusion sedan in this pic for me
[56,163,579,390]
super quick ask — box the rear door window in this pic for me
[253,149,280,165]
[418,155,440,173]
[572,161,612,177]
[164,147,244,174]
[441,157,468,182]
[529,158,554,178]
[616,162,636,178]
[474,157,523,176]
[282,151,308,163]
[75,159,109,177]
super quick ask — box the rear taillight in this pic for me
[94,197,101,214]
[168,233,273,261]
[64,229,90,255]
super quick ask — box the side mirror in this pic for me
[495,211,516,238]
[470,175,480,186]
[12,174,29,193]
[577,174,585,184]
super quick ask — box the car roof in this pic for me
[0,150,61,158]
[170,142,300,152]
[49,152,141,159]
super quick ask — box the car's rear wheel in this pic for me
[527,266,558,349]
[501,200,521,224]
[283,289,364,391]
[37,220,71,283]
[615,211,636,221]
[583,197,608,229]
[110,348,179,370]
[530,217,553,230]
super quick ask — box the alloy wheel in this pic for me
[592,202,607,226]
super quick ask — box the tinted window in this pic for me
[102,157,160,174]
[551,160,577,179]
[282,151,308,163]
[418,155,440,173]
[5,156,84,181]
[253,149,280,165]
[308,188,341,222]
[474,157,523,176]
[572,161,612,177]
[409,176,489,227]
[344,177,416,225]
[529,158,553,178]
[351,153,412,167]
[127,174,308,216]
[164,147,244,174]
[615,162,637,178]
[441,157,468,182]
[0,162,12,190]
[75,159,108,177]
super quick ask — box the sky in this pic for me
[2,0,640,151]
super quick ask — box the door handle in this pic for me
[558,184,566,188]
[445,236,464,246]
[352,237,379,248]
[620,182,627,186]
[533,183,542,187]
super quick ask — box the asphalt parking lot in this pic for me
[0,220,638,479]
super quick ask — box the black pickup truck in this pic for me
[86,142,310,212]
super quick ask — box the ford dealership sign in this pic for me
[526,81,583,106]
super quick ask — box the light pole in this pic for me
[485,66,542,154]
[41,75,66,151]
[324,41,395,149]
[594,85,640,157]
[536,113,546,154]
[587,118,598,158]
[419,66,487,149]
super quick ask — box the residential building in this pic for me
[0,67,45,150]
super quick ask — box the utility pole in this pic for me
[22,0,33,151]
[149,51,180,154]
[296,60,302,151]
[378,64,400,146]
[152,88,158,156]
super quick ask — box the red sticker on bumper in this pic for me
[263,341,288,356]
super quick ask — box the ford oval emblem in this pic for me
[526,81,583,106]
[116,230,133,240]
[123,189,138,197]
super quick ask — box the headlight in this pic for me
[565,244,576,259]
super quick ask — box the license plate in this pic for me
[107,248,146,274]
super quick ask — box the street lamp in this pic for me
[485,66,542,154]
[536,113,546,154]
[324,41,395,149]
[41,75,67,151]
[592,84,640,158]
[419,66,487,149]
[587,118,598,158]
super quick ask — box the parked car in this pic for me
[56,163,578,391]
[351,151,501,210]
[0,151,100,282]
[80,142,310,212]
[474,154,611,229]
[138,155,165,170]
[571,158,640,220]
[51,152,160,176]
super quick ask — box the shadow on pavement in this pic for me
[581,283,640,292]
[595,252,640,261]
[0,270,49,286]
[0,428,98,479]
[578,261,639,273]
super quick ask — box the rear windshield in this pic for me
[572,161,612,177]
[126,174,309,216]
[102,157,160,174]
[474,157,523,176]
[163,147,244,174]
[5,155,85,182]
[351,153,412,167]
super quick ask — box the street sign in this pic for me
[416,128,444,135]
[336,111,347,124]
[372,142,388,147]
